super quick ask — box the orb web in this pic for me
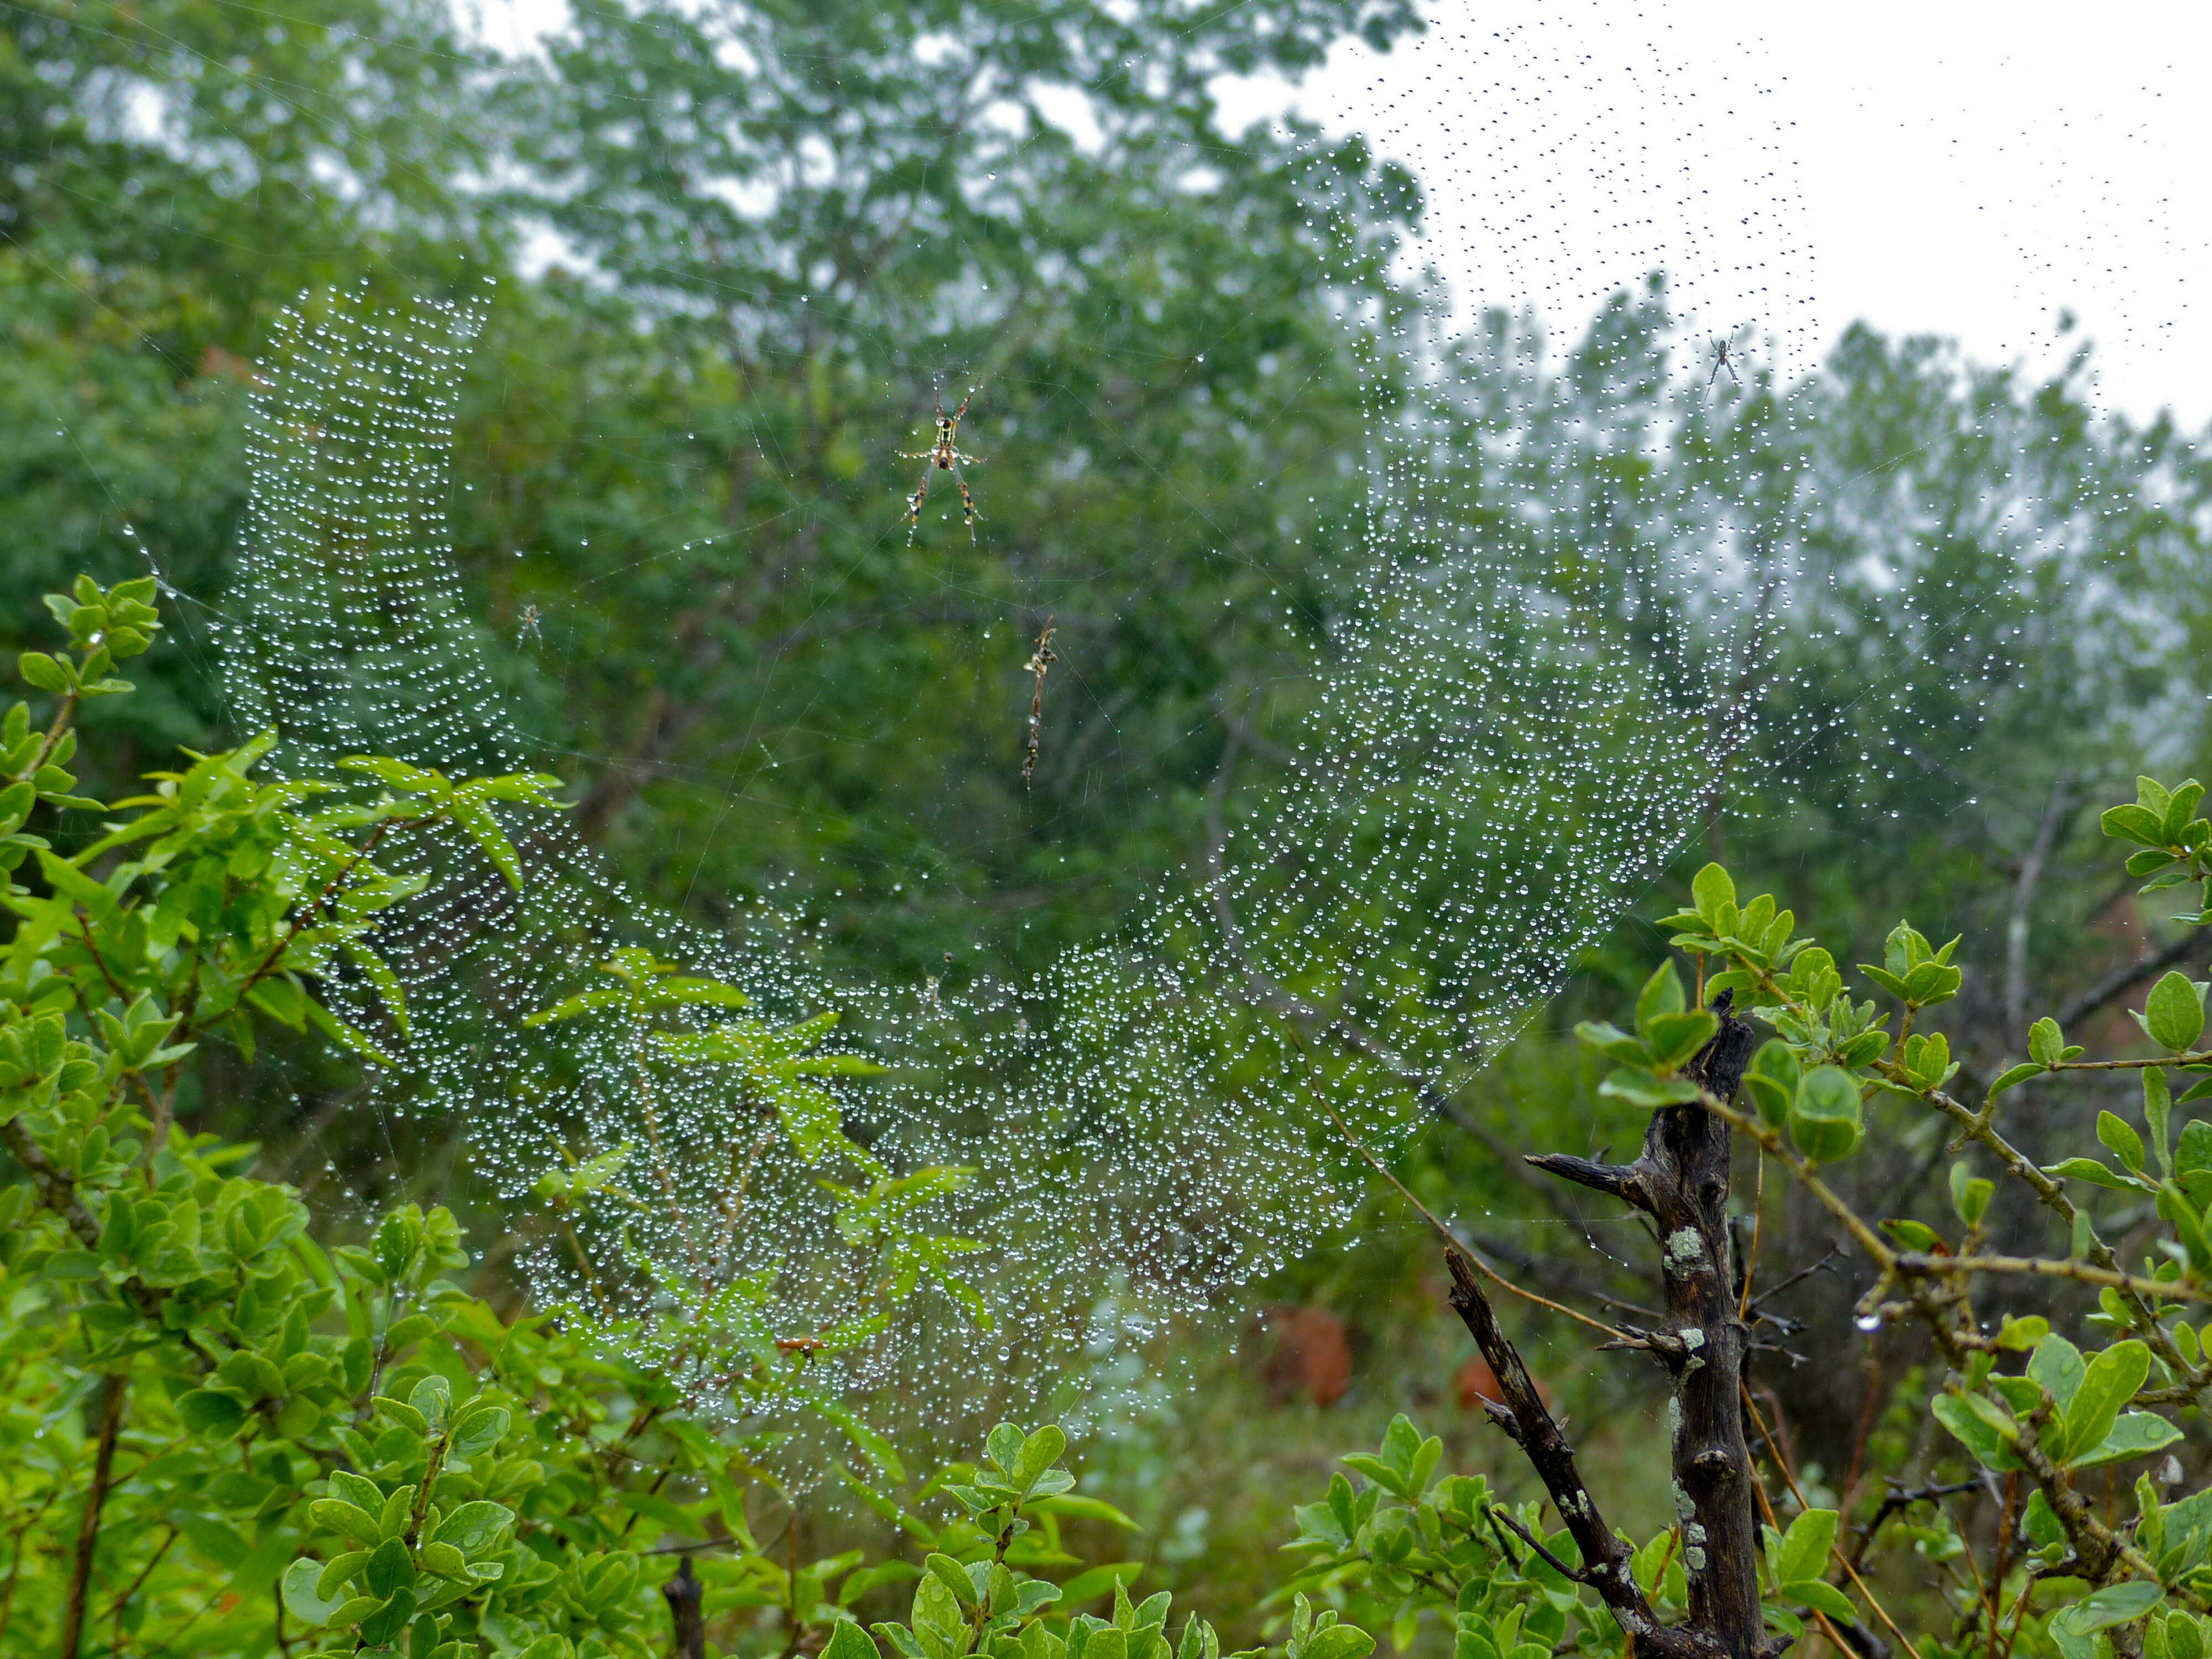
[208,11,2123,1470]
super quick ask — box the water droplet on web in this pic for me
[199,9,2098,1475]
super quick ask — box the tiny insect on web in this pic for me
[1021,615,1057,785]
[1707,336,1741,387]
[899,385,985,542]
[518,602,542,643]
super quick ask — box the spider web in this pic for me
[200,3,2161,1468]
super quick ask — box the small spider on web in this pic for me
[1021,616,1057,786]
[1707,336,1742,388]
[899,386,984,543]
[517,602,542,644]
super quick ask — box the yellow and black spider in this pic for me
[899,387,984,543]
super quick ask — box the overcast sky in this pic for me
[1217,0,2210,426]
[472,0,2209,426]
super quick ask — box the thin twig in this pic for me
[1487,1506,1585,1584]
[1286,1034,1634,1344]
[1738,1150,1766,1319]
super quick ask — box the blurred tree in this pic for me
[0,0,508,763]
[451,0,1426,983]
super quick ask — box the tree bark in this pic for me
[1444,1252,1726,1659]
[1521,994,1773,1659]
[664,1554,706,1659]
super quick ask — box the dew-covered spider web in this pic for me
[204,3,2166,1471]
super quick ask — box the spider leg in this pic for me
[907,465,932,544]
[952,460,978,540]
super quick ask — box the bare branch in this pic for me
[1443,1251,1724,1659]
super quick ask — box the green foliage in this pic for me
[0,578,977,1657]
[1281,1412,1617,1657]
[0,572,1368,1659]
[1561,771,2212,1650]
[519,943,984,1337]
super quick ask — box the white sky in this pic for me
[467,0,2210,426]
[1215,0,2211,427]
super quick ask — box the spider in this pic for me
[1707,337,1741,388]
[899,388,984,543]
[518,602,542,643]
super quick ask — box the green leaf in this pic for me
[342,940,409,1039]
[1692,863,1736,927]
[1643,1010,1718,1071]
[985,1423,1024,1474]
[825,1622,884,1659]
[2044,1157,2148,1193]
[1597,1067,1702,1109]
[1949,1162,1994,1227]
[309,1500,384,1547]
[2029,1334,2088,1413]
[1776,1509,1837,1584]
[925,1554,979,1608]
[338,755,445,794]
[1339,1455,1404,1498]
[2053,1580,2166,1634]
[2146,972,2208,1054]
[2180,1119,2212,1177]
[2029,1017,2067,1067]
[357,1587,417,1646]
[2104,802,2171,847]
[2099,1112,2147,1173]
[431,1500,514,1555]
[451,1405,510,1457]
[1302,1630,1375,1659]
[1030,1495,1139,1529]
[176,1389,248,1436]
[34,848,119,924]
[2070,1411,2184,1472]
[1881,1219,1943,1252]
[2147,1067,2174,1173]
[1789,1066,1863,1164]
[447,796,521,890]
[1858,964,1908,1001]
[1573,1021,1650,1066]
[1010,1425,1067,1493]
[17,651,69,693]
[1635,961,1685,1029]
[2057,1340,2150,1466]
[1782,1582,1858,1622]
[2164,781,2208,842]
[1743,1040,1801,1128]
[365,1538,416,1599]
[1989,1062,2042,1098]
[283,1558,345,1625]
[911,1573,968,1659]
[1930,1393,2021,1472]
